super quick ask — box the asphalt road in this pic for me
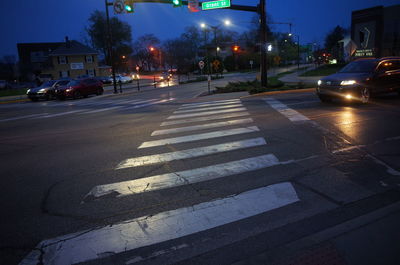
[1,73,400,265]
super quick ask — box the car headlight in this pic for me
[340,80,357,86]
[317,80,322,86]
[38,88,47,93]
[66,88,73,92]
[27,89,31,94]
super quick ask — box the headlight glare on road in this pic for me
[340,80,357,86]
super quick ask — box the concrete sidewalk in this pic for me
[233,199,400,265]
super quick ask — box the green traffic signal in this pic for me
[124,0,134,13]
[172,0,182,7]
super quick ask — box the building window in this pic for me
[85,55,94,63]
[86,69,95,77]
[58,56,67,64]
[59,71,69,78]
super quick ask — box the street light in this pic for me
[200,20,232,60]
[289,33,300,70]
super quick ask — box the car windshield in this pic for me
[67,80,80,86]
[339,60,377,73]
[40,80,56,87]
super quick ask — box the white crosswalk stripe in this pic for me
[151,118,254,136]
[167,107,247,120]
[116,137,266,169]
[139,126,260,148]
[265,98,310,122]
[160,112,250,126]
[178,99,241,110]
[181,98,240,107]
[87,154,279,198]
[173,103,243,114]
[21,183,298,265]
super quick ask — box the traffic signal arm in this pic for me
[106,0,258,13]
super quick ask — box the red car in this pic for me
[55,78,103,100]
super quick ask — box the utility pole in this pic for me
[260,0,267,88]
[105,0,118,94]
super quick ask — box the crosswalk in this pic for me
[20,98,300,265]
[0,97,174,122]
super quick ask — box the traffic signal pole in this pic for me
[259,0,267,88]
[109,0,267,87]
[105,0,118,94]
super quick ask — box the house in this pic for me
[17,37,99,80]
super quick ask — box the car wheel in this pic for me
[318,94,332,102]
[360,87,370,103]
[73,91,81,99]
[96,88,103,95]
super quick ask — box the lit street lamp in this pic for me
[289,33,301,70]
[200,20,231,59]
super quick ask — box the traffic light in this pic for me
[172,0,182,7]
[232,45,240,52]
[124,0,134,13]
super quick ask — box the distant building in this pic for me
[351,5,400,58]
[17,37,99,80]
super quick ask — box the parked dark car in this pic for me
[316,57,400,103]
[26,79,71,101]
[55,78,103,100]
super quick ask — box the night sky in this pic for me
[1,0,399,59]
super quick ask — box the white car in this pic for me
[112,75,132,84]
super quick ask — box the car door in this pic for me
[387,60,400,91]
[374,61,394,94]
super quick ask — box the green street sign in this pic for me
[202,0,231,10]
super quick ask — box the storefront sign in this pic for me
[354,49,374,57]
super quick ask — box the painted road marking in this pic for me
[22,183,298,265]
[178,100,241,110]
[173,103,243,114]
[168,107,247,120]
[32,110,87,119]
[265,98,310,122]
[151,118,254,136]
[0,113,50,122]
[139,126,259,148]
[116,137,266,169]
[181,99,240,107]
[123,98,172,110]
[87,154,279,199]
[81,106,124,114]
[160,112,250,127]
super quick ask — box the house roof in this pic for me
[49,40,98,56]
